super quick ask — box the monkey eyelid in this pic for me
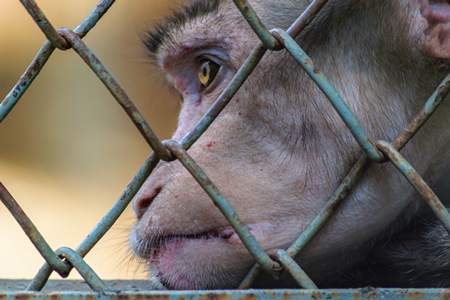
[160,42,230,68]
[161,47,229,90]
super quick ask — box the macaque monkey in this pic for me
[130,0,450,289]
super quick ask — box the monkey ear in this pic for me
[417,0,450,58]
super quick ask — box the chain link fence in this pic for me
[1,0,450,298]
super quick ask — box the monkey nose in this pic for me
[134,186,162,219]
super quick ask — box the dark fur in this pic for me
[332,215,450,288]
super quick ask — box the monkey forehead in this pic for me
[142,0,311,65]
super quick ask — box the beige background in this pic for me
[0,1,182,280]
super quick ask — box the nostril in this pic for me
[136,187,162,219]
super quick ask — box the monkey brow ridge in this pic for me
[143,0,223,56]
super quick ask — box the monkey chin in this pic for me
[133,225,262,290]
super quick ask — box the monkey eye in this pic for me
[198,60,220,92]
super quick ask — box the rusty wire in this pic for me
[1,0,450,293]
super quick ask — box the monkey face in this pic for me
[130,0,450,289]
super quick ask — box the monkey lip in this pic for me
[145,226,239,290]
[155,226,234,246]
[135,226,236,258]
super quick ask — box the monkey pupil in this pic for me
[198,60,219,91]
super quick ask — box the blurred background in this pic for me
[0,1,183,279]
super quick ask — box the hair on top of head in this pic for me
[143,0,223,59]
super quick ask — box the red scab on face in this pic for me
[195,98,202,107]
[206,141,216,148]
[238,111,242,116]
[235,98,240,103]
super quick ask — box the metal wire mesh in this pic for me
[1,0,450,297]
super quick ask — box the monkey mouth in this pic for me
[135,226,238,290]
[135,226,236,259]
[155,227,235,248]
[131,222,275,289]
